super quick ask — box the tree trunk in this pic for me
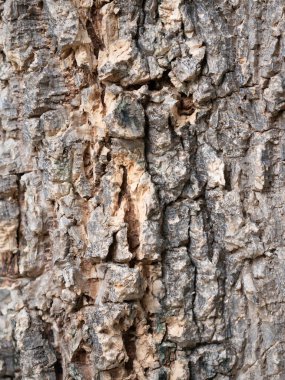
[1,0,285,379]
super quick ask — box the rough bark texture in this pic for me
[0,0,285,379]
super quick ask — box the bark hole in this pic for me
[54,356,63,380]
[83,143,94,180]
[122,326,137,371]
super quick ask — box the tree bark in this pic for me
[0,0,285,379]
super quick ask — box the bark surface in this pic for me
[0,0,285,379]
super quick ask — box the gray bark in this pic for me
[0,0,285,379]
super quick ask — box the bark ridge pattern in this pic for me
[0,0,285,379]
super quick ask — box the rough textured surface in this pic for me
[0,0,285,379]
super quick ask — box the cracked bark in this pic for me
[1,0,285,379]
